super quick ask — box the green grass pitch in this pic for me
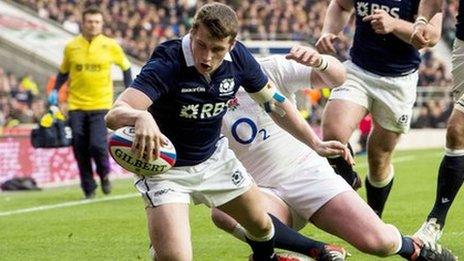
[1,148,463,260]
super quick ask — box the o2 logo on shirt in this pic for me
[231,117,270,144]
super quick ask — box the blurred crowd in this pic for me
[5,0,456,128]
[443,0,459,47]
[0,68,46,128]
[412,100,453,128]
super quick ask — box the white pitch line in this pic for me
[0,152,443,217]
[356,152,442,169]
[0,193,139,217]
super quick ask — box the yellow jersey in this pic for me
[59,34,131,111]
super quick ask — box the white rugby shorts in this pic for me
[134,137,253,208]
[451,39,464,113]
[257,153,352,231]
[330,60,418,133]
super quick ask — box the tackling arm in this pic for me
[310,54,347,88]
[248,81,352,161]
[284,45,346,88]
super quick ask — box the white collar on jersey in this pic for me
[181,34,232,67]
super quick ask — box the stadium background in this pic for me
[0,0,462,259]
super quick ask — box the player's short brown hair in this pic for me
[191,3,239,40]
[82,6,103,21]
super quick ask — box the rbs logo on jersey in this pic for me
[356,2,399,18]
[179,102,227,119]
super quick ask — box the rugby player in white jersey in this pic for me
[212,45,456,260]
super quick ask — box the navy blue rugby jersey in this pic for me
[131,35,268,166]
[350,0,421,76]
[456,0,464,41]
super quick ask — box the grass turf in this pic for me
[1,148,463,260]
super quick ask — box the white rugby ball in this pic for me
[108,126,176,176]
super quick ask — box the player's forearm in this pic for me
[105,101,150,130]
[390,19,418,44]
[417,0,443,20]
[53,72,69,91]
[313,55,347,88]
[321,0,353,35]
[122,68,133,88]
[393,16,441,46]
[270,100,322,150]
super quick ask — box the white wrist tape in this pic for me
[248,83,286,116]
[314,57,329,72]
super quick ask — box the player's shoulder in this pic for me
[259,55,309,76]
[229,41,258,69]
[149,39,183,62]
[98,35,122,48]
[65,35,84,48]
[230,41,250,58]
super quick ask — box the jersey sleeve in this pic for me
[130,45,177,102]
[111,41,131,71]
[59,45,70,74]
[234,42,269,93]
[267,55,312,94]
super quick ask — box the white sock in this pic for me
[367,164,395,188]
[445,147,464,157]
[232,223,247,242]
[244,221,275,242]
[386,224,403,255]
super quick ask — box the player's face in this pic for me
[190,24,235,75]
[82,13,103,39]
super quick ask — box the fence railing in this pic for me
[416,86,452,107]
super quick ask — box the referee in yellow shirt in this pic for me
[48,6,132,199]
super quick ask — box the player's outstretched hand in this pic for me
[410,23,431,49]
[285,45,322,67]
[132,111,165,162]
[363,9,396,34]
[314,140,355,165]
[315,33,339,54]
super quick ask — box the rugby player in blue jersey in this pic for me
[105,3,353,261]
[316,0,441,217]
[314,0,458,258]
[411,0,464,247]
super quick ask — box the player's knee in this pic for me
[356,229,397,256]
[322,123,355,144]
[446,119,464,148]
[243,214,273,237]
[359,224,401,257]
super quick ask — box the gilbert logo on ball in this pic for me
[108,126,176,176]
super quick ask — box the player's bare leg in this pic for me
[146,203,192,261]
[311,191,456,259]
[365,120,401,217]
[217,185,277,260]
[213,188,347,260]
[415,108,464,245]
[311,191,398,255]
[322,99,368,188]
[212,189,292,237]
